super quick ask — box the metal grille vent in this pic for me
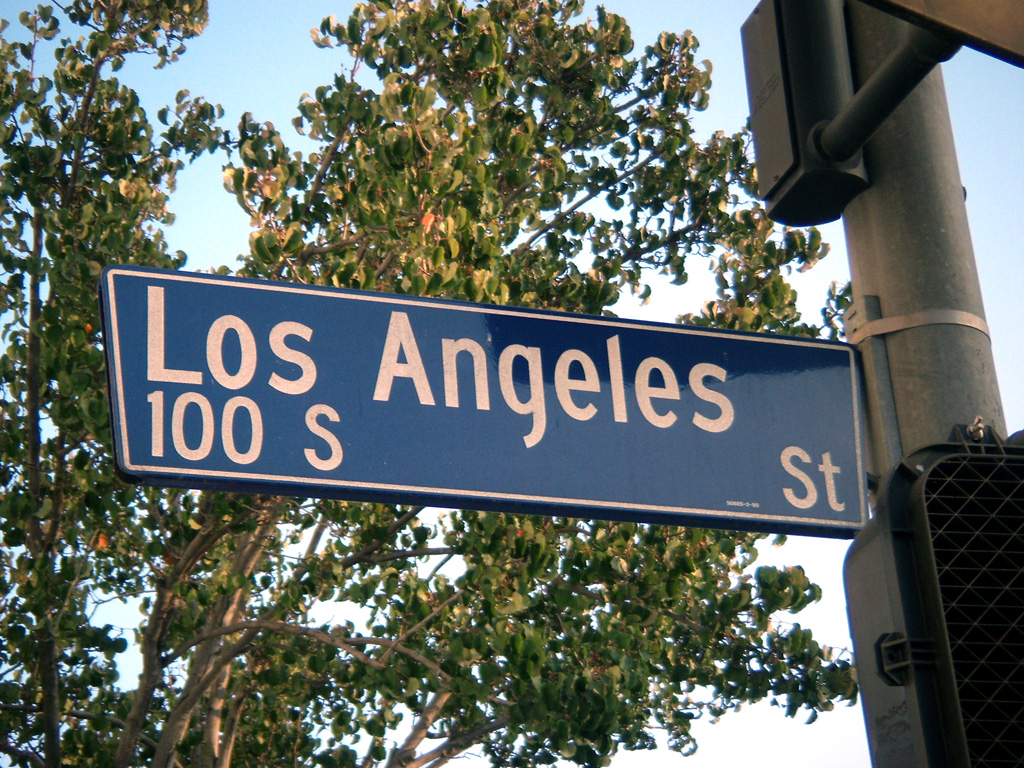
[922,454,1024,768]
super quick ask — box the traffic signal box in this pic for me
[741,0,869,225]
[845,433,1024,767]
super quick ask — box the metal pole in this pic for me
[841,4,1008,765]
[842,0,1005,474]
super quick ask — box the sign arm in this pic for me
[813,24,960,163]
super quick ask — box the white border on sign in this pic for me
[102,267,868,531]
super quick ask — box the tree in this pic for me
[0,2,856,767]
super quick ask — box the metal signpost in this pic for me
[99,265,866,536]
[742,1,1023,765]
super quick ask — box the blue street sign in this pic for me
[100,266,867,536]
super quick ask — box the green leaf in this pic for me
[0,2,852,765]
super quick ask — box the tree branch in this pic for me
[366,548,457,564]
[379,589,465,665]
[0,740,44,768]
[619,222,700,265]
[386,692,453,768]
[337,507,424,570]
[511,153,658,260]
[201,663,232,768]
[373,249,401,279]
[360,738,384,768]
[41,427,67,554]
[306,132,346,206]
[114,584,179,768]
[65,58,103,205]
[298,233,364,262]
[166,620,384,670]
[0,704,159,751]
[213,685,251,768]
[425,552,455,583]
[302,516,330,562]
[37,623,60,768]
[118,497,276,767]
[155,507,283,768]
[405,715,512,768]
[153,505,423,767]
[25,210,43,551]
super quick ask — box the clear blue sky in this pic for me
[44,0,1024,765]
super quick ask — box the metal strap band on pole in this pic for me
[846,308,990,345]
